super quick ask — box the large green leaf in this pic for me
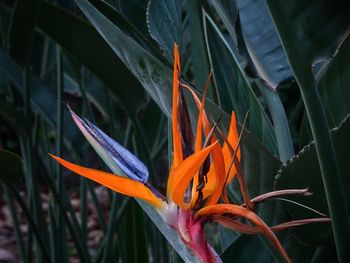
[75,0,173,117]
[317,37,350,128]
[206,0,248,69]
[207,0,238,44]
[147,0,181,63]
[266,0,350,85]
[36,1,145,117]
[204,14,277,155]
[301,37,350,145]
[118,0,149,37]
[0,149,22,185]
[275,115,350,243]
[83,0,165,62]
[266,2,350,255]
[236,0,292,89]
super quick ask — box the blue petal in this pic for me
[69,108,149,183]
[83,119,149,183]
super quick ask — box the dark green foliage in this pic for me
[0,149,22,185]
[0,0,349,262]
[276,115,350,243]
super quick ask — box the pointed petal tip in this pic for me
[48,153,58,160]
[50,155,162,207]
[66,107,149,182]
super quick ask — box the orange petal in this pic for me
[196,204,291,263]
[50,154,163,208]
[167,44,183,199]
[204,145,225,206]
[181,84,239,205]
[167,167,175,200]
[191,76,210,206]
[182,84,221,202]
[201,170,217,198]
[171,142,218,209]
[171,43,183,168]
[222,112,240,185]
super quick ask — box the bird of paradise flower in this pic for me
[50,45,330,263]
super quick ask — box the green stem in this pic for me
[87,181,106,232]
[79,71,89,242]
[9,186,51,263]
[55,45,67,263]
[4,187,25,260]
[41,119,58,261]
[78,70,107,232]
[151,136,167,160]
[101,197,130,262]
[151,114,165,153]
[43,167,92,263]
[257,80,294,161]
[23,68,46,262]
[40,38,50,78]
[80,178,88,240]
[56,46,64,183]
[48,204,58,263]
[300,78,350,263]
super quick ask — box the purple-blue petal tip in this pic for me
[69,108,149,183]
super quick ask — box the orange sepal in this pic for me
[171,142,218,209]
[50,154,163,208]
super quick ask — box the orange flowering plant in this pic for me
[51,45,330,263]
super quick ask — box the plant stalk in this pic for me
[9,186,50,263]
[300,78,350,263]
[4,187,26,260]
[55,45,68,262]
[23,68,46,262]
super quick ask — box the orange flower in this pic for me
[51,44,330,263]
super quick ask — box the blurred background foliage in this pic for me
[0,0,349,262]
